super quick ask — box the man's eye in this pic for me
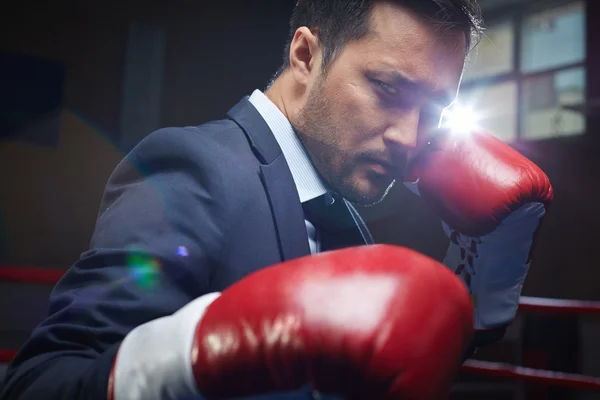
[375,80,397,96]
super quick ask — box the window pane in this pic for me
[521,67,585,139]
[463,21,514,81]
[520,1,585,73]
[458,81,518,142]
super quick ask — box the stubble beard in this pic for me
[293,78,396,207]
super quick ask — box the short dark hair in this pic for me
[273,0,483,79]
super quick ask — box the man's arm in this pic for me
[404,128,552,358]
[1,127,230,400]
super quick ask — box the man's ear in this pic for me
[288,26,321,86]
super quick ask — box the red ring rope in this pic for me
[462,359,600,391]
[0,266,65,284]
[0,349,17,363]
[519,296,600,316]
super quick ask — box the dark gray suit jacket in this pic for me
[1,97,373,400]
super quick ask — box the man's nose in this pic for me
[382,109,420,150]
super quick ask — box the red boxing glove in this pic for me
[109,245,474,400]
[405,128,553,330]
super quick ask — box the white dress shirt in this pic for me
[248,89,329,255]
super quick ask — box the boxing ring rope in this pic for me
[0,350,16,365]
[1,266,600,392]
[0,266,65,285]
[462,360,600,391]
[518,296,600,316]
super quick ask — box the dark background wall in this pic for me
[0,0,295,267]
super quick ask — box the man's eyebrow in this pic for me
[383,69,456,106]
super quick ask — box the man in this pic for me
[1,1,553,399]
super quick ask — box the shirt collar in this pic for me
[248,89,329,203]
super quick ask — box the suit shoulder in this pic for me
[133,120,243,158]
[116,120,260,191]
[122,120,258,174]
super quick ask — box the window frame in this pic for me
[460,0,586,140]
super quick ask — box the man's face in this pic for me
[293,2,467,206]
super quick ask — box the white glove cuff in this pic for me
[112,292,221,400]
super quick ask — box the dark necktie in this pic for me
[302,193,365,252]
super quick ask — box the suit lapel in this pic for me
[227,97,311,261]
[260,160,311,260]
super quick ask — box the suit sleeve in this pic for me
[1,127,232,400]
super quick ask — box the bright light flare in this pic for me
[441,103,480,134]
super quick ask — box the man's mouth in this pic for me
[365,159,399,179]
[366,156,406,176]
